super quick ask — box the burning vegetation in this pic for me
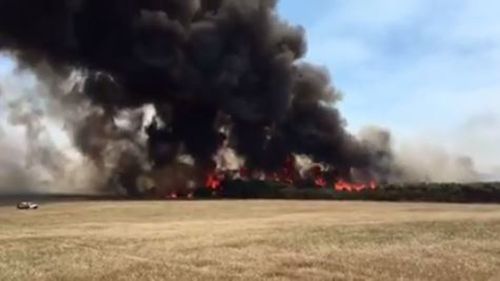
[0,0,480,197]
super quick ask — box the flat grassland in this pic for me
[1,200,500,281]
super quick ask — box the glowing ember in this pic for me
[282,156,296,184]
[239,167,250,180]
[205,172,222,190]
[266,172,280,182]
[314,177,327,188]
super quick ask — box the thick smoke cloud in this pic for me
[0,0,479,195]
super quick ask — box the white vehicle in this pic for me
[17,202,39,210]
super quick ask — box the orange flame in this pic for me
[334,180,377,192]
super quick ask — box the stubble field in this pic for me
[1,200,500,281]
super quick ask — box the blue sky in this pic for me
[279,0,500,172]
[0,1,499,174]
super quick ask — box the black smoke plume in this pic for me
[0,0,398,195]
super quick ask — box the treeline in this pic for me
[194,181,500,203]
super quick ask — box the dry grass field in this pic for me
[1,200,500,281]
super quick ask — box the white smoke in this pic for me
[0,54,134,194]
[395,141,479,183]
[359,126,480,183]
